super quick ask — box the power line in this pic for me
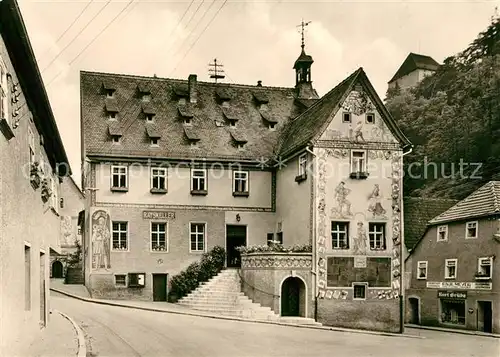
[41,0,113,73]
[169,0,229,76]
[38,0,96,63]
[46,0,137,88]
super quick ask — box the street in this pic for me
[51,292,499,357]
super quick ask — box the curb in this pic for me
[405,324,500,339]
[51,288,423,339]
[55,309,87,357]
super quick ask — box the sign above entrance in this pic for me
[426,281,492,290]
[354,256,367,268]
[143,211,175,220]
[438,290,467,299]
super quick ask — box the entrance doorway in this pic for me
[52,260,63,278]
[40,252,46,327]
[281,277,306,317]
[478,301,493,333]
[153,274,168,301]
[226,225,247,268]
[409,297,420,324]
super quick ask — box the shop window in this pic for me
[128,273,146,288]
[114,274,126,287]
[441,300,465,325]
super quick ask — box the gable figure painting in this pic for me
[91,209,111,270]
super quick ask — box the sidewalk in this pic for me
[405,324,500,339]
[20,310,81,357]
[50,284,423,339]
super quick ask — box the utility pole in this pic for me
[208,58,225,83]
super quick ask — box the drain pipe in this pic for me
[399,144,413,334]
[306,145,319,322]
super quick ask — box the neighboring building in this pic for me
[0,0,71,354]
[50,176,85,279]
[80,39,411,332]
[405,182,500,334]
[388,53,440,91]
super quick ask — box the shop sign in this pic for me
[426,281,492,290]
[142,211,175,220]
[437,290,467,299]
[354,256,367,268]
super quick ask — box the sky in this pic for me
[17,0,500,187]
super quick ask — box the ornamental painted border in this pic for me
[241,253,312,269]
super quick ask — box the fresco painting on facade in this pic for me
[325,148,348,158]
[91,209,111,270]
[60,215,76,246]
[331,181,353,218]
[316,149,328,297]
[390,153,402,298]
[352,221,367,254]
[349,120,366,143]
[340,89,374,116]
[368,184,387,219]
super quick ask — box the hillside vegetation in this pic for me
[386,15,500,199]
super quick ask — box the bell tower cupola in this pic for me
[294,20,318,100]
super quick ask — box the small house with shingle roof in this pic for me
[81,38,412,333]
[388,52,440,91]
[405,181,500,334]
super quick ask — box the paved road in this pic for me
[52,292,499,357]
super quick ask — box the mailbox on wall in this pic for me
[128,273,146,288]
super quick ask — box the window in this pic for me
[112,222,128,251]
[276,232,283,244]
[342,112,351,123]
[369,223,386,250]
[0,58,8,122]
[24,245,31,311]
[437,225,448,241]
[146,114,154,122]
[417,261,428,279]
[237,143,245,150]
[28,126,35,165]
[50,177,58,211]
[229,119,237,127]
[191,168,207,193]
[267,233,274,245]
[353,284,366,299]
[112,136,120,144]
[331,222,349,249]
[150,138,159,146]
[298,154,307,176]
[233,170,248,195]
[106,89,114,98]
[477,257,492,279]
[445,259,457,279]
[151,222,167,251]
[151,167,167,191]
[190,223,206,252]
[128,273,146,288]
[111,165,127,190]
[441,300,465,325]
[465,221,478,239]
[351,150,366,173]
[268,123,276,130]
[115,274,127,287]
[108,112,117,120]
[184,118,192,125]
[366,113,375,124]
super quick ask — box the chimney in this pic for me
[188,74,197,103]
[257,80,262,87]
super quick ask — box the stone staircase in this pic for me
[177,269,321,326]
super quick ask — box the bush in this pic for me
[168,246,225,302]
[236,242,312,254]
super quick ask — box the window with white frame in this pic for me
[114,274,127,287]
[0,58,8,122]
[112,222,128,250]
[417,261,428,279]
[298,154,307,177]
[151,222,167,251]
[437,225,448,241]
[331,222,349,249]
[28,126,35,165]
[233,170,248,193]
[445,259,457,279]
[151,167,167,190]
[111,165,127,189]
[342,112,351,123]
[465,221,478,239]
[351,150,366,173]
[190,223,206,252]
[477,257,492,279]
[191,168,206,191]
[150,138,159,146]
[369,223,386,250]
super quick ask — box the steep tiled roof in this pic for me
[81,71,305,161]
[403,197,459,250]
[142,104,156,115]
[108,122,123,137]
[428,181,500,224]
[183,126,200,141]
[145,124,161,138]
[389,53,440,83]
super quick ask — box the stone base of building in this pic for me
[406,289,499,334]
[87,273,155,301]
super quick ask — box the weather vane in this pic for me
[296,19,312,50]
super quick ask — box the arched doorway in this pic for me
[280,277,306,317]
[409,297,420,324]
[52,261,64,278]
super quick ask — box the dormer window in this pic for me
[137,84,151,102]
[150,138,159,147]
[222,101,230,108]
[184,118,192,125]
[112,136,121,144]
[179,98,187,105]
[268,123,276,130]
[229,119,237,127]
[108,122,122,143]
[184,126,200,146]
[102,80,116,98]
[237,143,245,150]
[230,130,247,149]
[142,93,151,102]
[146,114,154,122]
[108,112,117,120]
[106,89,114,98]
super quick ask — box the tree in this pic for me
[66,238,82,268]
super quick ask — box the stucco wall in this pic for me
[0,34,61,354]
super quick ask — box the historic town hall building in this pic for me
[80,39,411,332]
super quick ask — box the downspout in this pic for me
[306,145,318,321]
[399,144,413,333]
